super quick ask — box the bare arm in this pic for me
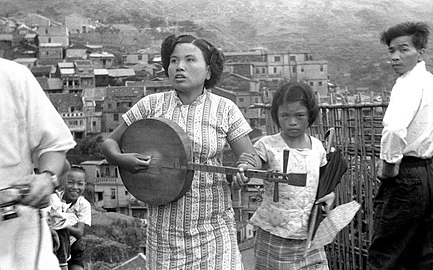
[68,222,85,239]
[229,135,262,188]
[101,121,151,173]
[20,151,67,208]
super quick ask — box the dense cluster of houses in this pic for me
[0,12,331,245]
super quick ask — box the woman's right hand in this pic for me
[117,153,152,174]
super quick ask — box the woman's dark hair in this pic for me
[270,82,319,128]
[161,34,225,89]
[380,21,430,49]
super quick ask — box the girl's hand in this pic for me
[117,153,152,174]
[316,192,335,214]
[231,152,258,189]
[232,163,250,190]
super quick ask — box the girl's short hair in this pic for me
[271,82,319,128]
[161,34,225,89]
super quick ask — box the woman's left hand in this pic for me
[316,192,335,214]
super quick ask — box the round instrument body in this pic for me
[119,118,194,206]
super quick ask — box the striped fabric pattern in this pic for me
[254,228,329,270]
[123,90,251,270]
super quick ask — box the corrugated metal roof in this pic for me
[58,62,74,68]
[39,43,64,47]
[107,69,135,77]
[31,65,53,75]
[94,69,108,75]
[48,93,83,109]
[60,68,75,75]
[83,87,106,100]
[47,78,62,90]
[14,58,38,63]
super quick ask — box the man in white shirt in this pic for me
[0,58,76,270]
[367,22,433,270]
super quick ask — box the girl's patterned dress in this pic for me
[251,133,329,270]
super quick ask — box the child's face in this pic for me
[278,101,309,139]
[63,170,86,202]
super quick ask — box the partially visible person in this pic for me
[46,161,79,270]
[62,165,91,270]
[102,34,260,269]
[236,82,335,270]
[48,187,78,270]
[0,58,76,269]
[367,21,433,269]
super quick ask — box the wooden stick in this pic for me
[188,162,306,186]
[273,150,290,202]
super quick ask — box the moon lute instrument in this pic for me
[119,117,306,206]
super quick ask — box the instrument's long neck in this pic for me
[187,163,306,187]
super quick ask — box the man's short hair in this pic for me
[380,21,430,49]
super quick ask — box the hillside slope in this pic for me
[3,0,433,90]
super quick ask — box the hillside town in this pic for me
[0,12,387,269]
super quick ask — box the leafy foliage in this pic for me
[67,135,105,164]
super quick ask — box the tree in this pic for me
[67,135,105,164]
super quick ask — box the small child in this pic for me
[48,189,78,270]
[62,165,91,270]
[236,82,335,269]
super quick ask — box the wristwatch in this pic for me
[41,170,60,190]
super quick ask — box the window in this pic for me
[111,188,116,199]
[93,121,96,127]
[310,82,314,86]
[273,67,277,73]
[301,67,304,72]
[239,98,244,102]
[256,68,260,74]
[48,37,51,43]
[113,114,119,121]
[319,82,323,86]
[262,68,265,73]
[290,56,296,61]
[138,55,142,60]
[292,66,296,73]
[255,97,259,103]
[274,56,281,62]
[320,65,324,72]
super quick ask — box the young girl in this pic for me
[236,82,335,269]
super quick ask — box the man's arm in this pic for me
[20,151,67,208]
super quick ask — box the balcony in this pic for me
[94,177,123,185]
